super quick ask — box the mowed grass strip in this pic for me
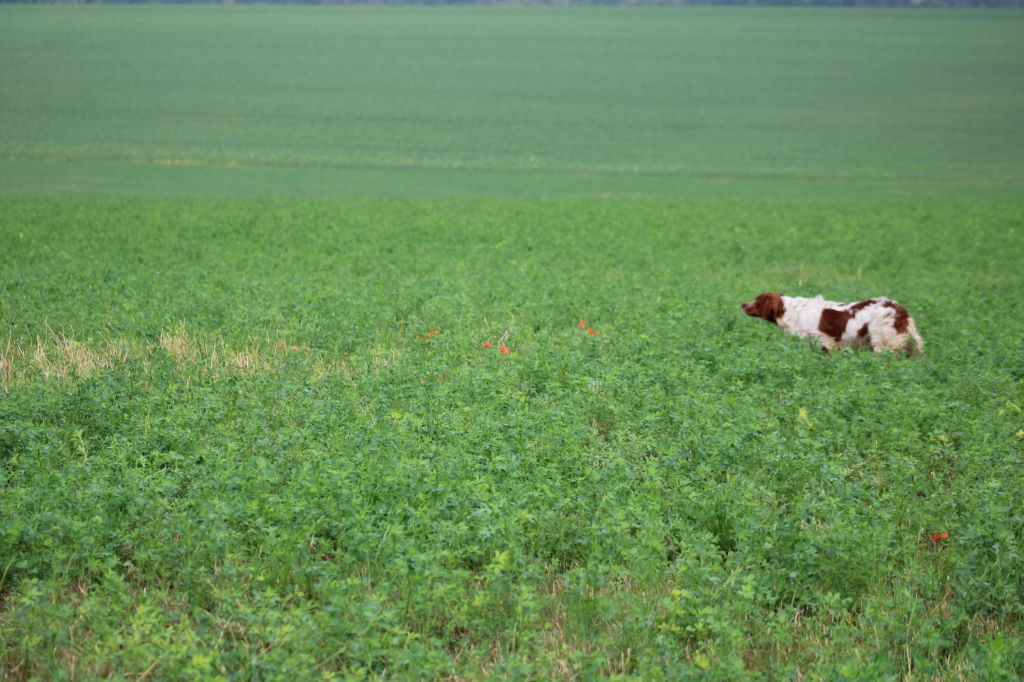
[1,6,1023,196]
[1,197,1023,678]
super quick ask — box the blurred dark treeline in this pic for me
[3,0,1022,5]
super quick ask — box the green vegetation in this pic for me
[1,6,1023,680]
[2,6,1023,197]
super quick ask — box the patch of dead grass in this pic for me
[28,334,123,381]
[159,324,195,364]
[1,338,21,388]
[230,350,270,371]
[3,324,290,386]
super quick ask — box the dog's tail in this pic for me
[906,317,924,355]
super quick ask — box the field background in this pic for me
[2,6,1024,681]
[2,6,1023,197]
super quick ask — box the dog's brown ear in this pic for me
[758,292,784,323]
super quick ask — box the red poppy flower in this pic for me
[481,341,492,349]
[579,320,586,328]
[587,329,600,335]
[499,345,510,355]
[930,533,949,543]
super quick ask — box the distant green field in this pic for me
[1,6,1023,196]
[2,6,1024,681]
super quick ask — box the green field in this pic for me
[2,6,1024,681]
[2,6,1024,197]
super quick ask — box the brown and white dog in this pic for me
[742,292,923,354]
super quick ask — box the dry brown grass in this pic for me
[229,350,270,371]
[24,333,129,382]
[3,324,286,386]
[158,324,195,364]
[1,338,21,388]
[161,324,271,372]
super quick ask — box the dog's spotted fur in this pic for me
[742,292,923,354]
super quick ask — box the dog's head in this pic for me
[742,292,785,324]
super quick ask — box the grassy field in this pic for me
[2,6,1024,681]
[2,6,1023,197]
